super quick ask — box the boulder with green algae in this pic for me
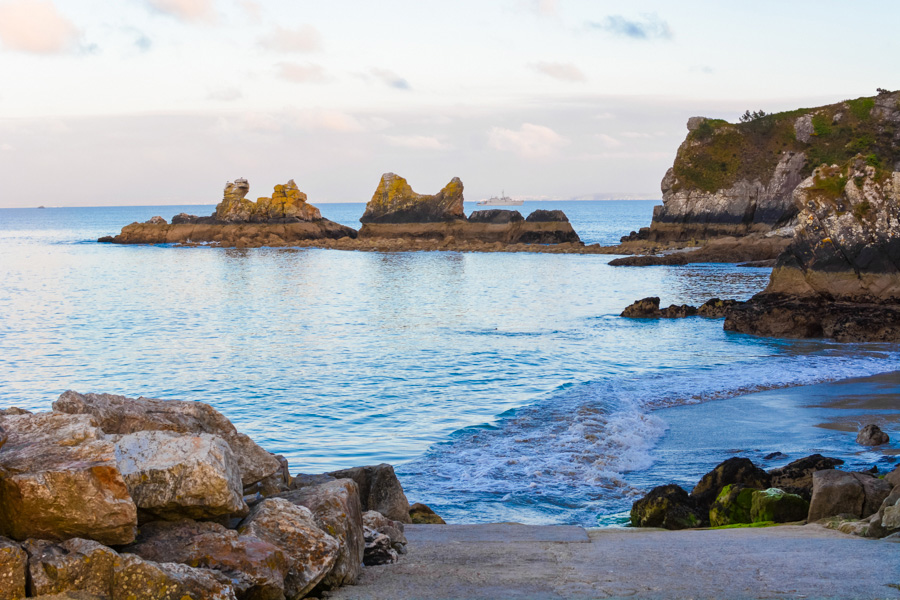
[359,173,466,224]
[751,488,810,523]
[409,502,446,525]
[709,484,757,527]
[691,457,772,512]
[631,484,705,529]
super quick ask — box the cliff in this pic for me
[648,90,900,242]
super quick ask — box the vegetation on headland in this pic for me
[672,90,899,193]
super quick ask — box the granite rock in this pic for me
[327,463,411,523]
[360,173,465,224]
[808,470,893,521]
[0,537,26,600]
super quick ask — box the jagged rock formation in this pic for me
[100,178,355,247]
[357,173,581,245]
[360,173,465,224]
[645,90,900,243]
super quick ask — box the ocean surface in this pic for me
[1,200,898,526]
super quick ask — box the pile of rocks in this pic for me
[631,453,900,539]
[620,297,739,319]
[0,391,431,599]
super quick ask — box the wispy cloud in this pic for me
[528,61,586,82]
[239,0,261,22]
[0,0,80,54]
[691,65,714,74]
[488,123,568,159]
[588,14,672,40]
[145,0,215,22]
[277,62,329,84]
[259,25,322,53]
[208,87,242,101]
[528,0,558,16]
[385,135,447,150]
[595,133,622,148]
[370,68,411,90]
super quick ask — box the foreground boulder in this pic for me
[238,498,340,599]
[750,488,809,523]
[113,554,237,600]
[360,173,465,224]
[275,479,365,589]
[54,391,280,488]
[114,430,247,521]
[0,537,26,600]
[122,519,288,599]
[362,528,398,566]
[362,510,407,554]
[691,458,772,512]
[808,470,892,521]
[0,413,137,545]
[768,454,844,501]
[708,484,756,527]
[630,484,704,529]
[328,463,411,523]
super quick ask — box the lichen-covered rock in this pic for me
[215,178,253,223]
[697,298,739,318]
[691,458,772,512]
[360,173,465,224]
[0,413,137,545]
[768,454,845,501]
[24,538,118,598]
[467,210,524,224]
[258,180,321,222]
[630,484,705,529]
[122,519,288,600]
[0,537,26,600]
[856,423,889,446]
[327,463,411,524]
[408,502,446,525]
[238,498,339,599]
[53,391,280,488]
[750,488,809,523]
[274,479,364,589]
[620,297,661,318]
[362,527,398,566]
[114,430,246,521]
[708,484,756,527]
[808,470,893,521]
[362,511,407,554]
[113,555,237,600]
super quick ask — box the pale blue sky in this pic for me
[1,0,898,207]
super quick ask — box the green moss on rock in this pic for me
[709,484,758,527]
[750,488,809,523]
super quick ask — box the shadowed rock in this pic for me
[327,464,411,523]
[631,484,704,529]
[468,209,524,224]
[691,458,771,512]
[768,454,844,501]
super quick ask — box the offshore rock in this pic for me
[630,484,704,529]
[54,391,280,488]
[114,430,247,521]
[856,423,890,446]
[238,498,339,599]
[275,479,365,589]
[620,297,662,318]
[697,298,740,318]
[0,537,26,600]
[768,454,845,501]
[608,234,792,266]
[525,209,569,222]
[328,463,411,523]
[408,502,446,525]
[0,412,137,545]
[360,173,465,224]
[122,519,288,600]
[691,458,772,512]
[468,209,524,224]
[808,470,892,521]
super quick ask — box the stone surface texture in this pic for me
[767,454,845,501]
[0,537,26,600]
[0,413,137,545]
[360,173,465,224]
[630,484,704,530]
[856,423,890,445]
[54,391,280,487]
[238,498,340,599]
[327,464,411,524]
[114,430,246,520]
[690,458,772,512]
[807,469,893,521]
[24,538,119,598]
[215,179,322,223]
[113,554,237,600]
[408,503,446,525]
[750,488,809,523]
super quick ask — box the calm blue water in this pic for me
[1,201,897,525]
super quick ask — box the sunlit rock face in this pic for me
[216,179,322,223]
[360,173,466,224]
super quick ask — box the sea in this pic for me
[1,200,898,526]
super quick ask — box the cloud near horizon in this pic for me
[277,61,329,84]
[145,0,215,22]
[259,25,322,53]
[588,14,672,40]
[369,68,411,90]
[384,135,447,150]
[0,0,80,54]
[529,61,586,82]
[488,123,568,159]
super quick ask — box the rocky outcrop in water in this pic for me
[360,173,465,224]
[215,179,322,223]
[0,391,418,599]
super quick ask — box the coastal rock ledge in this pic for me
[0,391,426,600]
[99,178,357,247]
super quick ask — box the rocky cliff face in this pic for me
[360,173,465,224]
[648,90,900,242]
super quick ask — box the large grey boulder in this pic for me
[238,498,339,599]
[114,430,247,521]
[122,519,288,600]
[0,537,26,600]
[53,391,281,487]
[808,470,893,521]
[327,464,411,523]
[0,413,137,545]
[275,479,365,588]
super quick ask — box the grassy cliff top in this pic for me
[673,91,900,193]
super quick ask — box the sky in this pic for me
[1,0,899,207]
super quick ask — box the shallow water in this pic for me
[1,201,897,525]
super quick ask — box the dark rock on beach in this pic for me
[408,502,446,525]
[468,209,524,224]
[768,454,845,501]
[328,463,412,524]
[630,484,705,529]
[690,458,772,513]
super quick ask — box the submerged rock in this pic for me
[360,173,465,224]
[631,484,705,529]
